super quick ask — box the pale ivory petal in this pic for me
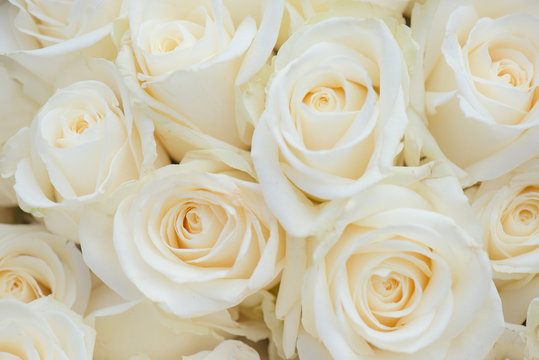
[484,323,526,360]
[87,297,225,360]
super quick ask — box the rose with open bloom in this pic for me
[411,0,539,183]
[116,0,284,160]
[0,0,120,58]
[0,57,169,241]
[81,157,285,317]
[0,297,94,359]
[298,178,503,359]
[0,224,90,313]
[469,158,539,323]
[251,15,411,237]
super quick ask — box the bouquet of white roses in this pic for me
[0,0,538,359]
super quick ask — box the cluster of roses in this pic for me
[0,0,538,359]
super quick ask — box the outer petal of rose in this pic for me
[79,205,143,301]
[296,328,333,360]
[116,46,243,162]
[484,323,526,360]
[234,0,284,84]
[251,119,345,237]
[444,285,504,360]
[87,299,224,360]
[498,275,539,324]
[30,297,95,359]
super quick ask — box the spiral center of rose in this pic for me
[488,46,533,90]
[0,270,50,303]
[493,59,526,88]
[150,21,204,54]
[183,208,202,235]
[303,86,345,113]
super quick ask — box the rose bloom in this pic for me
[0,0,120,58]
[81,156,285,317]
[251,15,412,237]
[0,224,90,314]
[116,0,284,160]
[410,0,539,184]
[0,297,95,359]
[0,57,169,241]
[468,158,539,324]
[289,175,503,359]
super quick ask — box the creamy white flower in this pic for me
[183,340,260,360]
[0,297,95,359]
[0,57,169,241]
[298,177,503,360]
[251,16,412,237]
[81,157,285,317]
[0,0,120,57]
[469,158,539,324]
[0,224,90,313]
[116,0,284,160]
[411,0,539,184]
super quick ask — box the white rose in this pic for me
[0,297,95,359]
[116,0,283,160]
[183,340,261,360]
[251,16,413,237]
[0,0,120,57]
[411,0,539,184]
[81,155,285,317]
[0,57,169,241]
[468,158,539,324]
[298,177,503,359]
[0,224,90,313]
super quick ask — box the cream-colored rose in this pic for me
[0,224,90,313]
[0,57,169,241]
[116,0,283,160]
[183,340,261,360]
[296,175,502,359]
[0,297,95,359]
[251,16,413,237]
[468,158,539,324]
[80,155,285,317]
[411,0,539,184]
[0,0,120,58]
